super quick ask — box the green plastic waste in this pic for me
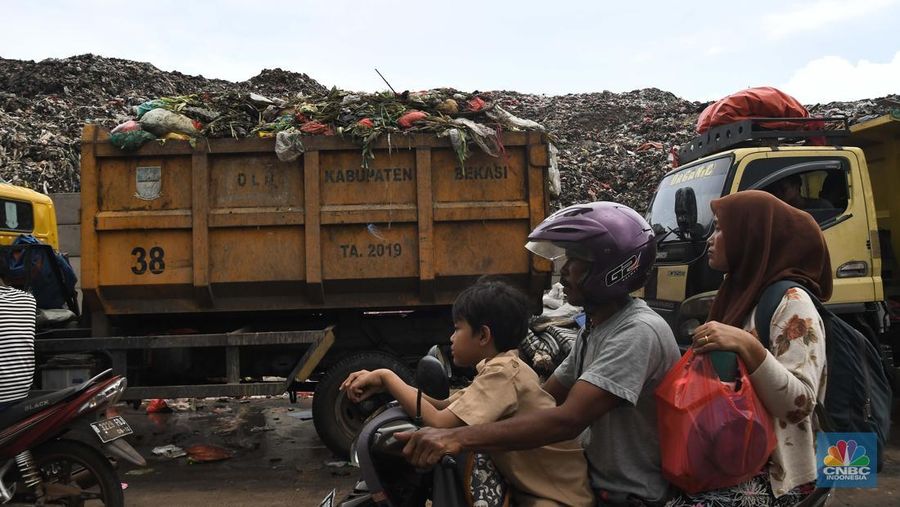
[110,130,156,151]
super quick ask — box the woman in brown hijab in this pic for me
[666,190,831,506]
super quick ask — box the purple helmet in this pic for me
[525,201,656,302]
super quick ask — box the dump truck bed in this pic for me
[79,125,552,317]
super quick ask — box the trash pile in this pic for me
[0,54,323,192]
[2,54,897,212]
[107,86,546,169]
[490,89,703,209]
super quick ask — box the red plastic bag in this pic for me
[398,111,428,129]
[299,121,335,136]
[696,87,817,134]
[655,350,775,494]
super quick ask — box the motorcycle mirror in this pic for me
[415,356,451,425]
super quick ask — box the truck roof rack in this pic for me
[677,117,851,165]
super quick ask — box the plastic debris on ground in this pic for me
[287,409,313,420]
[151,445,187,459]
[145,399,171,414]
[124,468,155,476]
[186,444,233,463]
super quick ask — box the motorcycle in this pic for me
[321,355,475,507]
[0,369,145,506]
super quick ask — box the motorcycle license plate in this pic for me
[90,416,133,444]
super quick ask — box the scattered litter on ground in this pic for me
[287,409,313,420]
[145,399,171,414]
[124,468,155,476]
[250,425,275,433]
[186,444,233,463]
[151,444,187,459]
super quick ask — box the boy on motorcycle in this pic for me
[397,202,681,506]
[341,279,594,506]
[0,275,37,411]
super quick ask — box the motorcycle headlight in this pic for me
[79,377,127,414]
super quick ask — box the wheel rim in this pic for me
[332,392,393,445]
[22,452,114,505]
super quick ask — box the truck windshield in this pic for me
[647,156,731,243]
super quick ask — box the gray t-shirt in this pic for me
[553,298,679,503]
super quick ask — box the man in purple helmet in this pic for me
[397,202,680,506]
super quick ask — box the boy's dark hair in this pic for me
[451,279,531,352]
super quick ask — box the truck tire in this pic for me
[313,351,414,457]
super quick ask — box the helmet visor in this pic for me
[525,240,596,261]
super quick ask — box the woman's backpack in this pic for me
[754,280,892,471]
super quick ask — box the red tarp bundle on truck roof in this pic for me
[696,87,814,134]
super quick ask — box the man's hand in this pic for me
[340,369,386,403]
[395,427,463,468]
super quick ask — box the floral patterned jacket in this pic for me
[746,287,827,497]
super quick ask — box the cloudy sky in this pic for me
[2,0,898,103]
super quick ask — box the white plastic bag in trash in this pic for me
[140,108,199,137]
[486,105,546,132]
[548,143,561,199]
[275,130,305,162]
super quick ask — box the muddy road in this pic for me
[117,397,899,506]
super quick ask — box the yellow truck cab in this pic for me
[643,113,899,376]
[0,183,59,250]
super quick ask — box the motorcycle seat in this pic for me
[0,385,81,429]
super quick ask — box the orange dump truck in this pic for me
[35,125,552,454]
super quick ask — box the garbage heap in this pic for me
[2,54,897,212]
[105,87,548,174]
[0,54,324,193]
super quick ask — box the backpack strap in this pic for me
[754,280,804,348]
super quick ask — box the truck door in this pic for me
[732,152,877,305]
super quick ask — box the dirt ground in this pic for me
[118,397,900,507]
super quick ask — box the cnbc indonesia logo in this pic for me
[821,439,871,481]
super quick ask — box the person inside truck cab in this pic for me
[765,174,833,211]
[0,274,37,411]
[396,202,681,506]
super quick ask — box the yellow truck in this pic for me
[0,183,59,249]
[2,126,553,456]
[643,112,900,380]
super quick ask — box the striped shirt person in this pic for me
[0,285,36,410]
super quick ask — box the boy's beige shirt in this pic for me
[447,350,594,507]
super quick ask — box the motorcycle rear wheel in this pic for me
[17,439,124,506]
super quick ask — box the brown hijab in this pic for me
[706,190,833,327]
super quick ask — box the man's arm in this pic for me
[542,374,570,406]
[398,379,621,468]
